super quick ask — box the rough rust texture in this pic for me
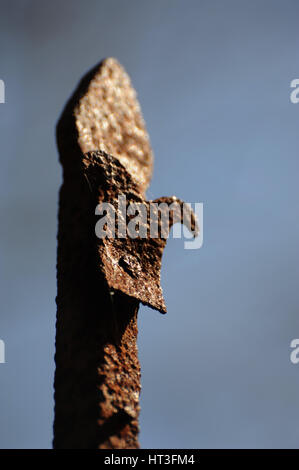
[54,58,197,449]
[54,174,141,448]
[84,150,197,313]
[54,58,146,449]
[74,57,153,195]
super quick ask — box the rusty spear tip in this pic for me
[69,57,198,313]
[74,57,153,195]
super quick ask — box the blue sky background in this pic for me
[1,0,299,448]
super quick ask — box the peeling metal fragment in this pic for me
[84,150,198,314]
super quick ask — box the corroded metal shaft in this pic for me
[54,59,147,448]
[54,58,197,449]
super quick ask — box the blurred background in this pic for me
[1,0,299,449]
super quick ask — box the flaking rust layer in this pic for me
[54,58,197,449]
[83,150,198,313]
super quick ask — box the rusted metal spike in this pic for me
[54,58,197,449]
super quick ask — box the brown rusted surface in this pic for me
[84,150,198,313]
[54,58,197,449]
[73,57,152,195]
